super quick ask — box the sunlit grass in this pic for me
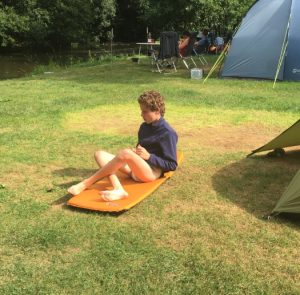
[0,57,300,294]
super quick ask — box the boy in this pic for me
[68,90,178,201]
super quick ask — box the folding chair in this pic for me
[214,36,225,54]
[192,32,208,65]
[152,31,179,73]
[180,36,198,70]
[193,48,208,65]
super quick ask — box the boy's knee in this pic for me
[117,148,134,161]
[94,150,105,160]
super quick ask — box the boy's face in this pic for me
[140,104,161,124]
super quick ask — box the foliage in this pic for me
[191,0,255,35]
[37,0,94,48]
[91,0,116,41]
[139,0,254,38]
[0,5,29,47]
[113,0,150,42]
[0,0,116,48]
[0,0,255,48]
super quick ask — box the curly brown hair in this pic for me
[138,90,165,116]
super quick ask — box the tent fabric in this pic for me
[248,119,300,156]
[221,0,300,81]
[247,119,300,215]
[283,0,300,80]
[272,169,300,213]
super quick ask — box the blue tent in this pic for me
[221,0,300,81]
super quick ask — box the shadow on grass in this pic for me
[53,167,96,178]
[51,192,72,206]
[51,191,123,216]
[41,60,190,85]
[67,205,123,216]
[212,150,300,223]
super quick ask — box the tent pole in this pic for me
[203,15,244,84]
[203,42,229,84]
[273,41,288,88]
[273,15,291,88]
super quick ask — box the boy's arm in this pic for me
[146,132,177,172]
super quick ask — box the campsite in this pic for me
[1,58,300,294]
[1,0,300,294]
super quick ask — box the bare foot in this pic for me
[67,182,87,195]
[100,189,128,201]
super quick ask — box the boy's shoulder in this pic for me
[139,118,177,135]
[161,118,177,136]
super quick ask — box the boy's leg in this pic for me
[98,149,161,201]
[94,150,129,201]
[94,150,131,175]
[68,149,158,196]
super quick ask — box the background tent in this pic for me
[272,169,300,214]
[247,119,300,216]
[247,119,300,157]
[221,0,300,81]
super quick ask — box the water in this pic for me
[0,53,35,79]
[0,43,138,80]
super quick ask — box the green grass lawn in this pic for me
[0,56,300,294]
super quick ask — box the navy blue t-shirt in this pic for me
[137,117,178,172]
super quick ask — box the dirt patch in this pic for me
[0,127,13,134]
[64,107,298,156]
[64,105,140,135]
[72,117,139,135]
[180,123,284,152]
[0,163,68,199]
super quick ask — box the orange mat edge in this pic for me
[67,151,183,212]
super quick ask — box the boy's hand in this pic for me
[136,145,150,160]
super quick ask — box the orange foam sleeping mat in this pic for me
[67,151,183,212]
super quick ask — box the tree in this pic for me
[114,0,149,42]
[35,0,93,48]
[0,0,255,49]
[0,0,116,49]
[113,0,255,42]
[0,5,29,47]
[190,0,254,36]
[91,0,116,42]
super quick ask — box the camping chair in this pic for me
[180,34,197,70]
[192,32,208,65]
[192,48,208,65]
[214,36,225,54]
[152,31,179,73]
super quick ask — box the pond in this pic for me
[0,43,138,80]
